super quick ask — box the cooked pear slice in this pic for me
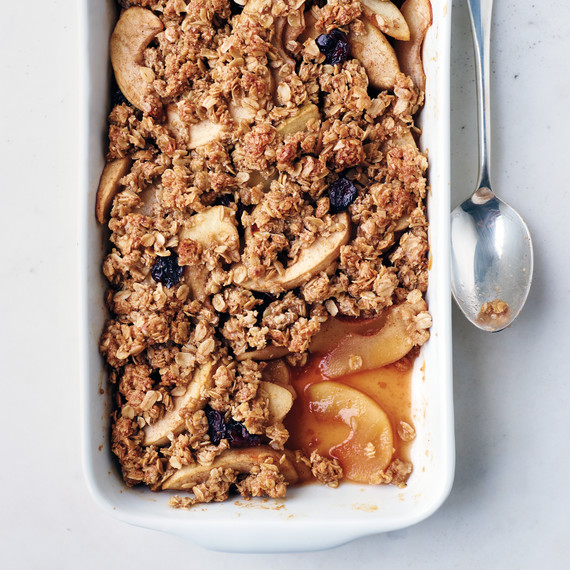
[394,0,433,91]
[166,104,223,149]
[258,381,294,422]
[275,103,320,136]
[235,212,350,294]
[110,8,163,112]
[162,446,298,490]
[360,0,410,41]
[179,206,239,249]
[236,345,290,362]
[95,157,132,223]
[143,362,216,446]
[307,381,394,483]
[315,297,427,377]
[350,19,400,91]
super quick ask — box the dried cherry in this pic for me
[316,29,349,65]
[150,252,184,288]
[328,177,358,212]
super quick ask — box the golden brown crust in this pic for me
[100,0,432,507]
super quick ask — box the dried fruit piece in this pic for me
[226,419,262,448]
[204,406,227,445]
[328,177,358,213]
[316,29,349,65]
[204,405,262,448]
[150,252,184,288]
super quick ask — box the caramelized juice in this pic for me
[285,351,415,480]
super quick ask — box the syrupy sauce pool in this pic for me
[284,347,417,481]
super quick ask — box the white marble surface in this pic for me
[1,0,569,567]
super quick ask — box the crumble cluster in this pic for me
[100,0,431,507]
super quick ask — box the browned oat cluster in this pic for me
[97,0,433,508]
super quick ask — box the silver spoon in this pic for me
[450,0,533,332]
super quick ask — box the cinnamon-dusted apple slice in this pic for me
[235,212,350,294]
[350,19,400,91]
[275,103,320,136]
[258,381,294,422]
[394,0,433,91]
[166,104,224,149]
[143,362,216,446]
[162,446,298,490]
[95,157,132,223]
[316,296,429,378]
[307,381,394,483]
[360,0,410,41]
[236,345,290,362]
[110,7,163,113]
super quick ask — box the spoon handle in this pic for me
[467,0,494,190]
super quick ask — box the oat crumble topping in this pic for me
[98,0,432,507]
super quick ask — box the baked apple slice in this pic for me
[314,296,429,377]
[143,362,216,446]
[258,381,294,422]
[236,345,290,362]
[178,205,239,250]
[179,206,240,299]
[162,446,298,490]
[349,19,401,91]
[275,103,320,136]
[394,0,433,91]
[307,381,394,483]
[95,157,132,223]
[360,0,410,41]
[110,8,163,113]
[166,104,224,149]
[235,212,350,293]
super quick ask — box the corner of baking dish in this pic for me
[79,0,454,553]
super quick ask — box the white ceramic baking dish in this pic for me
[80,0,453,553]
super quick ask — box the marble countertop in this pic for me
[1,1,569,567]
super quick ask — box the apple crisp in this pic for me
[98,0,433,508]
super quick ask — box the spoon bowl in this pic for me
[451,0,533,332]
[451,187,533,331]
